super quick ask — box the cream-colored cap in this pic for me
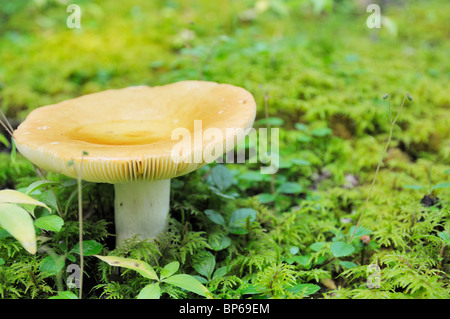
[13,81,256,183]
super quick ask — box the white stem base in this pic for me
[114,179,170,246]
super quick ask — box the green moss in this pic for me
[0,0,448,299]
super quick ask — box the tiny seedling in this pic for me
[94,255,210,299]
[403,164,450,200]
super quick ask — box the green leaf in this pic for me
[239,171,269,182]
[339,260,358,269]
[212,266,228,280]
[437,231,450,245]
[43,190,59,212]
[210,188,236,200]
[311,127,332,137]
[287,283,321,296]
[257,193,276,204]
[95,255,158,280]
[290,246,299,255]
[294,123,309,132]
[193,275,208,284]
[25,180,60,195]
[137,283,161,299]
[348,226,372,239]
[297,134,312,143]
[72,240,103,256]
[287,255,311,268]
[291,158,311,166]
[0,134,10,148]
[192,251,216,280]
[0,189,51,217]
[331,241,355,258]
[254,117,285,126]
[163,274,209,297]
[240,283,265,295]
[40,255,65,276]
[208,232,231,251]
[48,291,78,299]
[160,261,180,280]
[431,182,450,190]
[0,203,36,254]
[228,208,257,234]
[210,165,232,191]
[0,229,10,239]
[204,209,226,226]
[402,185,425,190]
[310,242,327,252]
[278,182,303,194]
[34,215,64,232]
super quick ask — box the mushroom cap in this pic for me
[13,81,256,183]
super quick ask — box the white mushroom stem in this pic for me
[114,179,170,246]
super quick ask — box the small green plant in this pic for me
[0,187,104,298]
[95,255,210,299]
[205,207,258,236]
[253,263,297,297]
[350,92,413,242]
[0,189,56,254]
[403,165,450,203]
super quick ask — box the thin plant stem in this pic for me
[200,38,220,74]
[72,152,87,299]
[0,115,13,137]
[260,85,275,194]
[77,156,85,299]
[349,93,409,243]
[0,109,14,134]
[184,40,204,81]
[77,169,83,299]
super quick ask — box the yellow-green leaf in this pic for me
[160,261,180,280]
[34,215,64,232]
[0,203,37,254]
[94,255,158,280]
[162,274,209,297]
[137,283,161,299]
[25,180,60,195]
[0,189,51,217]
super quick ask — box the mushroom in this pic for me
[13,81,256,245]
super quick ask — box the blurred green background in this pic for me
[0,0,449,160]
